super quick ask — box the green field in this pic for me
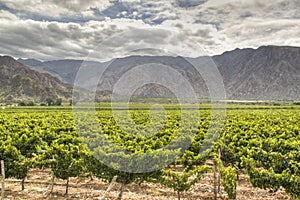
[0,103,299,199]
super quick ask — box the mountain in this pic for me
[215,46,300,100]
[17,58,64,81]
[18,59,102,84]
[0,56,73,102]
[18,45,300,100]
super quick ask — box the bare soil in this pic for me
[2,169,295,200]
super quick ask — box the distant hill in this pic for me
[0,56,73,102]
[17,45,300,100]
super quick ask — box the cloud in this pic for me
[0,0,299,60]
[41,0,111,11]
[2,0,111,14]
[190,0,300,53]
[0,9,18,20]
[0,0,110,23]
[222,18,300,49]
[0,15,121,60]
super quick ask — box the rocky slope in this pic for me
[0,56,73,102]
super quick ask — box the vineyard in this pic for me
[0,103,299,199]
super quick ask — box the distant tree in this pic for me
[69,99,77,106]
[18,102,26,106]
[46,98,54,106]
[18,101,35,106]
[27,101,35,106]
[54,98,62,106]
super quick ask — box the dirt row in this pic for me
[2,169,294,200]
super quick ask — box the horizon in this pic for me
[1,44,300,62]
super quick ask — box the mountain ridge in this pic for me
[8,45,300,101]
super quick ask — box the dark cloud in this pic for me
[176,0,208,8]
[240,11,253,19]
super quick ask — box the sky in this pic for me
[0,0,299,61]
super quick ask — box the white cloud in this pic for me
[222,18,300,50]
[0,9,19,20]
[1,0,111,14]
[2,0,70,18]
[0,0,111,22]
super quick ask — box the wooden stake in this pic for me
[65,177,69,196]
[177,190,181,200]
[234,169,238,200]
[21,178,25,191]
[213,158,217,200]
[98,176,117,200]
[50,170,55,195]
[217,148,221,193]
[50,155,56,196]
[1,160,5,200]
[117,183,124,200]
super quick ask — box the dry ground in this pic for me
[2,169,295,200]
